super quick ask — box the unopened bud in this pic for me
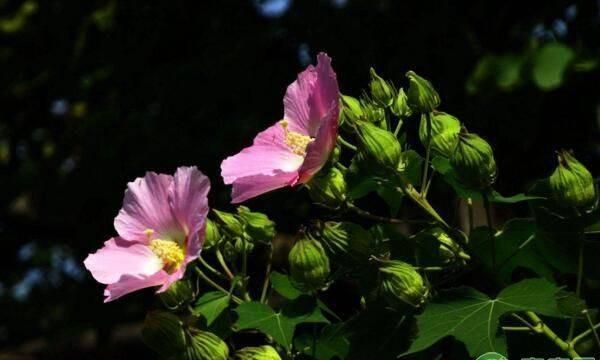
[142,311,186,358]
[160,280,194,309]
[406,70,440,113]
[391,88,412,118]
[184,330,229,360]
[233,345,282,360]
[203,219,221,250]
[306,166,347,207]
[213,209,244,237]
[379,260,428,308]
[289,236,330,292]
[237,206,275,242]
[369,68,395,107]
[450,128,497,189]
[320,221,373,263]
[549,150,597,208]
[355,121,401,169]
[418,112,461,158]
[341,95,363,125]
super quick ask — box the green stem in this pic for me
[199,256,227,280]
[420,113,432,195]
[347,203,430,225]
[583,310,600,349]
[572,316,600,346]
[393,118,403,137]
[215,249,235,280]
[482,191,495,272]
[467,198,474,235]
[525,311,580,358]
[195,267,243,304]
[568,237,585,341]
[260,245,273,304]
[240,243,252,302]
[338,135,357,151]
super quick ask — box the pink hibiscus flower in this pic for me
[221,52,339,203]
[83,166,210,302]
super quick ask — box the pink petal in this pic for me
[230,171,299,203]
[83,237,163,284]
[284,53,339,137]
[298,106,338,183]
[114,172,179,242]
[169,166,210,237]
[221,144,303,184]
[103,271,169,302]
[253,122,288,148]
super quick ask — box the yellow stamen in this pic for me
[144,228,155,237]
[280,120,314,156]
[149,239,185,273]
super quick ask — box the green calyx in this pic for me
[213,209,245,237]
[379,259,428,308]
[203,219,221,250]
[141,311,186,358]
[450,128,497,190]
[418,111,461,158]
[341,95,364,125]
[159,280,194,309]
[549,150,597,209]
[237,206,276,242]
[369,67,395,107]
[288,236,331,292]
[306,166,347,207]
[406,70,440,113]
[233,345,282,360]
[355,121,402,170]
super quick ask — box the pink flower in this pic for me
[83,167,210,302]
[221,52,339,203]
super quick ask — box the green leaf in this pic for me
[235,297,329,350]
[294,324,350,360]
[376,186,403,217]
[470,219,554,281]
[532,43,575,91]
[399,149,423,185]
[403,278,561,357]
[193,291,230,326]
[270,271,304,300]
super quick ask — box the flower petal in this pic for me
[284,52,339,137]
[103,271,169,302]
[83,237,163,284]
[230,171,299,203]
[299,106,338,182]
[221,144,303,184]
[114,172,179,242]
[169,166,210,237]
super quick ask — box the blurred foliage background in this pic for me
[0,0,598,358]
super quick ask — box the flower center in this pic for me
[280,120,314,156]
[149,239,185,273]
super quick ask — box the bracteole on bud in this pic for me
[306,166,347,207]
[406,70,440,113]
[378,259,428,308]
[233,345,282,360]
[418,111,461,158]
[355,120,402,170]
[369,67,395,107]
[288,235,331,292]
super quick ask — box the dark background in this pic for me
[0,0,598,358]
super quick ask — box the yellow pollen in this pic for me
[280,120,314,156]
[149,239,185,273]
[144,228,155,237]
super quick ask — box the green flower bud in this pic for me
[424,228,470,264]
[183,330,229,360]
[361,100,386,126]
[320,221,374,263]
[549,150,597,208]
[450,129,497,189]
[355,121,401,169]
[159,280,194,309]
[289,236,330,292]
[418,112,461,157]
[406,70,440,113]
[237,206,276,242]
[233,345,282,360]
[341,95,363,125]
[379,260,428,308]
[213,209,244,237]
[391,87,412,118]
[203,219,221,250]
[142,311,186,358]
[306,166,347,207]
[369,68,395,107]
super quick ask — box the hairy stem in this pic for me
[482,191,495,272]
[338,135,357,151]
[195,267,243,304]
[572,315,600,346]
[420,112,432,195]
[215,249,234,280]
[260,244,273,304]
[347,203,430,225]
[199,256,228,281]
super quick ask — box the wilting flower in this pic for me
[221,52,339,203]
[84,167,210,302]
